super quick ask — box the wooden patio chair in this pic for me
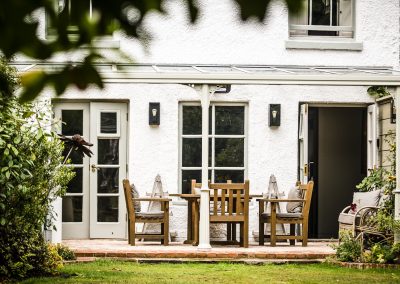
[258,181,314,246]
[122,179,171,246]
[191,180,250,248]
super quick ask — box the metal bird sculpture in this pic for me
[58,134,94,163]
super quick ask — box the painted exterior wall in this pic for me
[30,0,399,242]
[50,84,374,241]
[32,0,399,67]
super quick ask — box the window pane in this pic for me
[60,0,91,26]
[97,197,118,222]
[61,110,83,135]
[101,112,117,134]
[215,138,244,167]
[182,138,201,167]
[63,144,83,164]
[214,170,244,183]
[181,170,211,194]
[98,168,119,193]
[183,106,201,134]
[98,139,119,165]
[67,167,83,193]
[62,196,82,222]
[310,0,338,36]
[181,170,201,194]
[215,106,244,135]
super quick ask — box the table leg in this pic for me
[183,200,193,244]
[193,200,199,245]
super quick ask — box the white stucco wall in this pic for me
[51,83,374,241]
[129,0,399,67]
[30,0,398,242]
[31,0,400,67]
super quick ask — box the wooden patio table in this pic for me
[171,193,262,246]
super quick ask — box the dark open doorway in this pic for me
[307,107,367,239]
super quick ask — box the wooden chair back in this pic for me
[299,181,314,218]
[123,179,136,222]
[208,181,249,218]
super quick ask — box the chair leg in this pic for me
[227,223,232,241]
[270,220,277,247]
[290,224,296,246]
[131,221,136,246]
[161,223,164,245]
[259,219,264,246]
[232,223,237,242]
[164,219,169,246]
[302,220,308,247]
[239,222,244,247]
[243,220,248,248]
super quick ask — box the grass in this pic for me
[20,259,400,284]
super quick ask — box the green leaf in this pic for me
[13,136,21,144]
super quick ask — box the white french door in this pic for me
[299,103,309,184]
[54,102,128,239]
[367,104,378,172]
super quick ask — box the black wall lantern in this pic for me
[269,104,281,127]
[149,102,160,126]
[390,98,396,124]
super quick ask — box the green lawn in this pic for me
[20,260,399,284]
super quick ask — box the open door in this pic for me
[299,104,309,183]
[367,104,378,172]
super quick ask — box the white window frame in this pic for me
[179,102,248,193]
[289,0,355,39]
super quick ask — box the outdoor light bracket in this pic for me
[269,104,281,127]
[149,102,160,126]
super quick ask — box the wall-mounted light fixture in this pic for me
[149,102,160,126]
[269,104,281,127]
[214,84,231,94]
[391,98,396,124]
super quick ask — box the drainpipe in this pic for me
[395,87,400,243]
[197,84,212,250]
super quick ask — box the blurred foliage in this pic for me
[367,86,392,99]
[0,60,73,280]
[0,0,303,102]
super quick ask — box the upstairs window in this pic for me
[59,0,92,28]
[47,0,92,35]
[289,0,354,38]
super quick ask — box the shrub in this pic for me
[56,244,76,261]
[334,231,362,262]
[0,59,73,280]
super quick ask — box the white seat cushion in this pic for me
[136,211,164,218]
[262,212,302,218]
[351,189,381,213]
[286,186,302,213]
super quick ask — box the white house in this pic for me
[13,0,400,244]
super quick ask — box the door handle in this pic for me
[91,164,99,172]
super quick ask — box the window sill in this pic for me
[285,39,363,51]
[46,34,120,49]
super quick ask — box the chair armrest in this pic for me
[133,198,172,202]
[354,206,379,217]
[264,198,305,203]
[340,205,352,214]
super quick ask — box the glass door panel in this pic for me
[89,103,127,238]
[54,103,90,239]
